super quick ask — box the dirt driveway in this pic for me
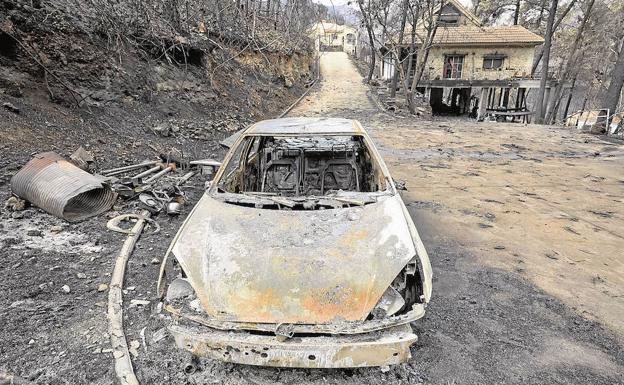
[291,51,624,384]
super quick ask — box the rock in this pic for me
[150,258,160,264]
[152,123,171,137]
[129,340,140,358]
[5,196,26,211]
[76,272,87,279]
[61,285,71,293]
[69,146,94,171]
[11,211,24,219]
[28,339,35,344]
[3,102,20,114]
[129,299,151,307]
[97,283,108,292]
[151,328,168,344]
[26,229,43,237]
[21,210,33,218]
[50,225,63,233]
[166,278,195,301]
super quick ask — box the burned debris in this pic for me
[9,150,220,222]
[218,135,383,197]
[158,118,433,368]
[10,152,117,222]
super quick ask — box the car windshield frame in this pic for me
[208,131,397,197]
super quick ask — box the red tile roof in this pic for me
[411,25,544,46]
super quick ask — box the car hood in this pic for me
[171,193,425,324]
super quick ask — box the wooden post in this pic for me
[478,87,488,121]
[502,88,510,109]
[543,86,552,117]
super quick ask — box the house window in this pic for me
[443,55,464,78]
[438,3,461,25]
[483,56,505,70]
[346,33,355,44]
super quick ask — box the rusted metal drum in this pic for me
[11,152,117,222]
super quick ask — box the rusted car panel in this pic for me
[165,302,425,334]
[169,323,417,368]
[171,194,416,324]
[161,117,432,368]
[246,117,365,135]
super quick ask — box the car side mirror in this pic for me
[395,179,407,191]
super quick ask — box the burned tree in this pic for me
[601,36,624,118]
[534,0,558,124]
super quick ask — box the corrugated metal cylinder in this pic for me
[11,152,117,222]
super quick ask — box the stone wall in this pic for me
[421,45,537,81]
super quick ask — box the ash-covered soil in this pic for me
[0,1,315,383]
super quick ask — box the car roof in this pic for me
[245,117,364,135]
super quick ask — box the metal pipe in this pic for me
[11,152,117,222]
[189,159,222,167]
[177,171,196,186]
[102,161,158,175]
[132,165,162,180]
[143,165,173,184]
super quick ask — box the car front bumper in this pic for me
[169,323,417,368]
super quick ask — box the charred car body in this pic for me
[158,117,432,368]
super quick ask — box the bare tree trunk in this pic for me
[545,0,594,123]
[534,0,558,124]
[514,0,521,25]
[561,73,577,121]
[400,4,421,111]
[357,0,376,83]
[601,38,624,117]
[390,0,410,98]
[473,0,481,16]
[531,0,577,76]
[409,1,443,101]
[536,0,547,28]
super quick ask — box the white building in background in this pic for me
[311,21,357,55]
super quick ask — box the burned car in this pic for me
[158,117,432,368]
